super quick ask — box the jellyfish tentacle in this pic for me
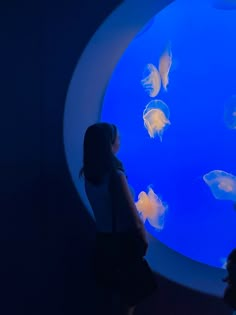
[135,187,168,230]
[158,43,173,91]
[141,64,161,97]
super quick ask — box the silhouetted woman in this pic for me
[80,123,157,315]
[223,248,236,312]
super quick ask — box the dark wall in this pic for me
[1,1,41,314]
[1,0,233,314]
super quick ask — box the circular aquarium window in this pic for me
[101,0,236,269]
[64,0,235,295]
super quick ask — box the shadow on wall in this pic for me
[40,0,122,314]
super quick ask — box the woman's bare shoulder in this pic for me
[109,170,135,205]
[114,169,126,178]
[110,169,127,187]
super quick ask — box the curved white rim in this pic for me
[63,0,227,297]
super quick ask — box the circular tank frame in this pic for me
[63,0,227,297]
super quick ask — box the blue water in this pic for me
[101,0,236,268]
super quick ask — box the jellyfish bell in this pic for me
[135,186,168,230]
[143,99,171,141]
[203,170,236,202]
[136,191,151,221]
[218,180,234,192]
[224,95,236,130]
[158,42,172,91]
[147,188,167,229]
[141,63,161,97]
[144,109,167,140]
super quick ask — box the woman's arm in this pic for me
[109,170,147,240]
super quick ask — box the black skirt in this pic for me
[224,285,236,310]
[94,232,158,307]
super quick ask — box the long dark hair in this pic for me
[79,122,124,185]
[228,249,236,265]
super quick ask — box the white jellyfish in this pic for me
[224,95,236,130]
[158,42,172,91]
[143,99,170,141]
[203,170,236,202]
[135,186,168,230]
[141,64,161,97]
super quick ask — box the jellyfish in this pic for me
[224,95,236,130]
[158,42,172,91]
[135,186,168,230]
[141,64,161,97]
[212,0,236,10]
[143,99,170,141]
[203,170,236,202]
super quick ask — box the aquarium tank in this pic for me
[101,0,236,269]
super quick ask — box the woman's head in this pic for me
[227,249,236,274]
[223,248,236,284]
[80,122,122,184]
[111,124,120,154]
